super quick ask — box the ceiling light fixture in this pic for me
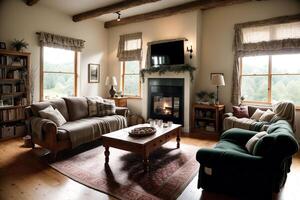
[116,11,121,22]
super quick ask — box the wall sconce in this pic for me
[186,45,193,59]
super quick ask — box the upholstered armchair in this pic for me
[196,120,298,198]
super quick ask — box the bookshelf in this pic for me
[191,103,225,134]
[0,49,31,141]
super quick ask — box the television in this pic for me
[150,40,184,67]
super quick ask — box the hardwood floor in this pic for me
[0,135,299,200]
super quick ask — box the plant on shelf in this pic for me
[11,39,29,52]
[196,91,208,104]
[140,64,196,82]
[208,92,216,105]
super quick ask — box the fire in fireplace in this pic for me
[148,78,184,125]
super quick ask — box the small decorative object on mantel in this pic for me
[0,42,6,49]
[11,39,29,51]
[211,73,225,105]
[140,64,196,82]
[88,64,100,83]
[129,127,156,137]
[105,76,117,98]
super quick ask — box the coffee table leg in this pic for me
[104,146,110,164]
[176,128,181,148]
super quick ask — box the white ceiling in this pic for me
[39,0,197,22]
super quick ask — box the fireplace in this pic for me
[148,78,184,125]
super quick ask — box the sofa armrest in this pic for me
[220,128,257,146]
[116,107,129,117]
[224,112,233,118]
[196,148,263,168]
[30,117,58,143]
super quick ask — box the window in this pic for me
[41,47,77,100]
[121,60,141,97]
[118,32,142,97]
[241,53,300,105]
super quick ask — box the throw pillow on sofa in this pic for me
[245,131,268,154]
[259,109,275,122]
[39,105,66,127]
[86,96,104,117]
[250,109,265,121]
[97,101,116,117]
[232,106,249,118]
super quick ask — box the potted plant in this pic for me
[11,39,29,52]
[208,92,216,105]
[196,91,208,104]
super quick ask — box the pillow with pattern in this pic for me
[97,101,116,117]
[86,96,104,117]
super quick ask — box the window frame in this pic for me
[121,60,141,98]
[40,46,78,101]
[240,54,300,105]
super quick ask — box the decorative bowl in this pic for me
[129,127,156,137]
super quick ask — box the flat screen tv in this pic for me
[150,40,184,66]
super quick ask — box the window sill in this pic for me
[124,96,142,100]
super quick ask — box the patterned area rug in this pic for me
[50,142,199,200]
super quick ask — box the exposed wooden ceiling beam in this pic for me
[72,0,162,22]
[26,0,40,6]
[104,0,253,28]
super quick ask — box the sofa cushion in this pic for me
[49,99,70,121]
[38,105,66,127]
[215,140,248,154]
[31,99,69,121]
[97,101,116,117]
[63,97,89,121]
[259,109,275,122]
[248,106,271,118]
[86,96,104,117]
[250,109,265,121]
[245,131,268,154]
[232,106,249,118]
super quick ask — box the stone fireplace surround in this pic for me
[142,71,192,133]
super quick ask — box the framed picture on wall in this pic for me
[88,64,100,83]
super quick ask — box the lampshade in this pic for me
[211,74,225,86]
[105,76,117,86]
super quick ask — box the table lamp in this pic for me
[105,76,117,98]
[211,74,225,104]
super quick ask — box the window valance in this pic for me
[38,32,85,51]
[117,32,142,61]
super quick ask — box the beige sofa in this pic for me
[25,96,128,159]
[223,102,295,132]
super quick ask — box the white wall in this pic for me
[0,0,108,102]
[107,10,202,115]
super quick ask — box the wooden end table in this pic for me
[102,124,181,172]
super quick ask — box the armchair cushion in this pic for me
[245,131,268,153]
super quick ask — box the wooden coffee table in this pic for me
[102,123,182,172]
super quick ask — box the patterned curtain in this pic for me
[117,32,142,61]
[231,14,300,105]
[38,32,85,51]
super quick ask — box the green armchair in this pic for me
[196,120,299,198]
